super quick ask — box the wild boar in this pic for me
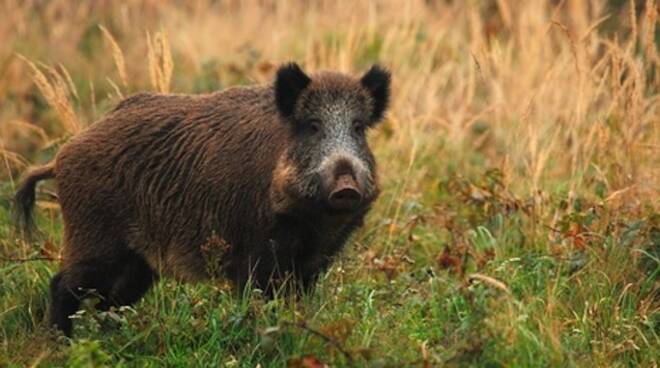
[14,63,391,337]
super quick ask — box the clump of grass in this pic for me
[146,30,173,94]
[17,56,81,136]
[98,25,128,92]
[0,0,658,366]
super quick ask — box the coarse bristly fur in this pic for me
[13,62,391,337]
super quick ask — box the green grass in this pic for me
[1,165,657,367]
[1,1,659,366]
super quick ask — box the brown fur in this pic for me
[14,64,390,336]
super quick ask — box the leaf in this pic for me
[565,222,587,250]
[366,252,402,280]
[437,246,462,274]
[287,355,328,368]
[468,184,491,202]
[40,239,60,259]
[319,319,356,344]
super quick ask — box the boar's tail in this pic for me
[14,162,56,239]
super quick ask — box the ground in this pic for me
[0,1,658,367]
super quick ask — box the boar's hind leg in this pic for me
[49,272,78,337]
[49,251,155,337]
[49,260,116,337]
[98,252,157,311]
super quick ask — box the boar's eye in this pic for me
[303,119,322,135]
[352,119,366,134]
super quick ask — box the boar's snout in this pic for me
[322,157,367,211]
[328,174,363,210]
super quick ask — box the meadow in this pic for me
[0,1,658,366]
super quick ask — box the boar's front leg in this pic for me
[294,253,336,295]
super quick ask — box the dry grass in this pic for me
[2,0,654,205]
[146,30,174,94]
[98,25,128,89]
[0,0,658,366]
[15,56,81,136]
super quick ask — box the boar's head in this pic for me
[271,63,391,216]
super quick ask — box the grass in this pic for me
[0,0,659,366]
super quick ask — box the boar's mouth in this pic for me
[327,174,363,211]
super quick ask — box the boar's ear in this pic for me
[360,65,391,123]
[275,63,311,118]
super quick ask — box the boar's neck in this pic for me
[269,210,367,268]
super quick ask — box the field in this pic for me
[0,0,658,366]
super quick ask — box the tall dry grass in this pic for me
[0,0,658,210]
[0,3,657,365]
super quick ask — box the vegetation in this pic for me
[1,1,658,366]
